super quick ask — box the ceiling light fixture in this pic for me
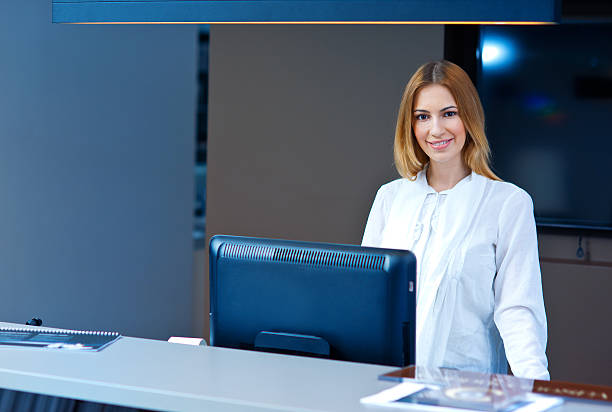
[52,0,561,25]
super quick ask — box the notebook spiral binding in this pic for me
[0,327,119,336]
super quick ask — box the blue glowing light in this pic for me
[481,37,515,70]
[482,45,501,63]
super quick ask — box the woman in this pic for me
[362,61,549,380]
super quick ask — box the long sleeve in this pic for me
[361,185,389,247]
[493,189,550,380]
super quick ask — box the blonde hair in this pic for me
[394,60,500,181]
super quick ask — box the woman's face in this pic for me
[412,84,466,168]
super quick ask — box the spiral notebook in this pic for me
[0,327,121,351]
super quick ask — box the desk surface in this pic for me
[0,322,610,412]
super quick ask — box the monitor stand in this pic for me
[254,331,331,358]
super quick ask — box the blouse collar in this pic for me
[415,164,475,195]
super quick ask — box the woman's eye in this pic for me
[444,111,458,117]
[415,114,429,121]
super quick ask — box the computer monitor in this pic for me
[209,235,416,367]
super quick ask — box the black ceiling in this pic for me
[562,0,612,20]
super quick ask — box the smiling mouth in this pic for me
[427,138,453,150]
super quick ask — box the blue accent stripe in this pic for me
[52,0,560,23]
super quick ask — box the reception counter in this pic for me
[0,322,610,412]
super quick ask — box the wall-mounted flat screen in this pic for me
[478,24,612,230]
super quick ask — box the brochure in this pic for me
[361,381,563,412]
[362,367,564,412]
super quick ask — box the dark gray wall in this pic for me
[207,24,444,243]
[0,1,198,339]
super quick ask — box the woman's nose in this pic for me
[430,117,444,136]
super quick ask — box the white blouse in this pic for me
[362,170,550,380]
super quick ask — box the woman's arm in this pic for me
[361,185,390,247]
[493,188,550,380]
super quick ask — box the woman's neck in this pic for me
[426,161,471,192]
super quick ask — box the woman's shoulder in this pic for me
[376,176,419,199]
[480,175,534,210]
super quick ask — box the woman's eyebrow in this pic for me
[414,105,457,113]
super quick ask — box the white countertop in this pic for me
[0,322,396,411]
[1,322,610,412]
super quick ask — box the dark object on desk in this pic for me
[209,235,416,367]
[381,366,612,403]
[25,318,43,326]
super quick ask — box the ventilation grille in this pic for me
[220,243,386,271]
